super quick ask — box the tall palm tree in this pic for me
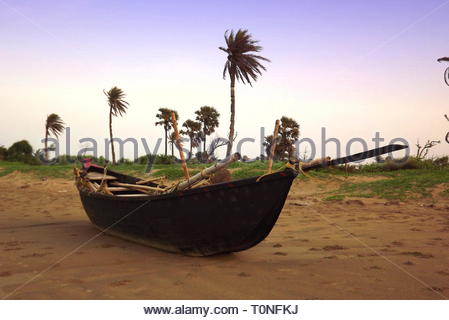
[219,29,270,157]
[195,106,220,152]
[104,86,129,165]
[181,119,202,159]
[155,108,178,156]
[44,113,65,160]
[438,57,449,86]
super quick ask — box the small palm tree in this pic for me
[263,116,299,161]
[168,131,177,157]
[181,119,202,159]
[195,106,220,152]
[104,86,129,165]
[155,108,178,156]
[44,113,65,160]
[219,29,270,156]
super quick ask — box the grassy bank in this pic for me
[1,160,448,200]
[320,168,449,201]
[0,160,286,180]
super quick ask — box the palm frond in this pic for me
[45,113,65,137]
[220,29,270,85]
[104,86,129,117]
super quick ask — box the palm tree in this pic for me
[263,116,299,161]
[168,131,177,157]
[155,108,178,156]
[181,119,202,159]
[195,106,220,152]
[219,29,270,156]
[44,113,65,160]
[104,86,129,165]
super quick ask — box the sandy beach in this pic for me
[1,172,448,300]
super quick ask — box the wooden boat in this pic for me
[76,144,408,256]
[77,164,297,256]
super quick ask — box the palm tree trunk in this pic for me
[164,127,168,156]
[109,108,116,164]
[44,129,48,161]
[226,73,236,157]
[203,130,207,154]
[171,142,174,157]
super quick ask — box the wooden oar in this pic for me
[171,111,190,180]
[167,152,241,192]
[110,182,167,193]
[136,176,166,185]
[267,119,280,173]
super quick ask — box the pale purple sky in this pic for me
[1,0,449,159]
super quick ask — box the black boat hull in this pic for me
[78,168,297,256]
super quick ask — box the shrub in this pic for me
[136,154,156,165]
[195,151,209,163]
[432,156,449,167]
[118,158,133,165]
[154,154,177,164]
[22,154,40,165]
[0,146,7,160]
[187,158,199,164]
[6,140,33,162]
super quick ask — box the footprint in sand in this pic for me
[0,271,12,277]
[369,265,382,270]
[272,243,282,248]
[345,200,364,206]
[437,270,449,276]
[401,251,433,259]
[322,245,345,251]
[391,241,403,246]
[274,252,288,256]
[384,200,400,206]
[20,252,53,258]
[403,261,415,266]
[237,272,250,277]
[428,286,447,293]
[110,280,132,287]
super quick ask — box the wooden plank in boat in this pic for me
[108,187,147,193]
[86,172,117,181]
[115,194,151,197]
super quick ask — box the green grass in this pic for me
[0,160,285,181]
[0,161,75,179]
[1,160,448,200]
[327,168,449,200]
